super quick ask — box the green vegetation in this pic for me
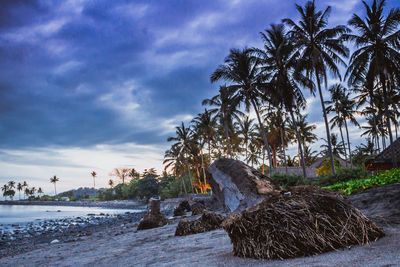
[99,173,192,201]
[270,173,311,190]
[315,167,369,187]
[326,169,400,195]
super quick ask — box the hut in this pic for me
[366,138,400,172]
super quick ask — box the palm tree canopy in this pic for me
[345,0,400,86]
[283,1,349,89]
[50,175,59,184]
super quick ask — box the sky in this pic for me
[0,0,398,195]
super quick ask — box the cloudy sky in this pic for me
[0,0,398,195]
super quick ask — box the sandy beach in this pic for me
[1,184,400,266]
[0,219,399,267]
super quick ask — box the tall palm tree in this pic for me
[326,84,348,165]
[90,171,97,188]
[345,0,400,167]
[340,92,360,167]
[321,133,346,157]
[210,48,274,170]
[192,109,217,162]
[284,1,349,174]
[50,175,60,196]
[8,181,15,190]
[1,184,8,200]
[17,182,23,200]
[202,86,243,158]
[167,122,195,193]
[22,181,28,200]
[237,115,255,159]
[256,23,312,177]
[37,187,43,197]
[110,168,131,184]
[108,179,114,188]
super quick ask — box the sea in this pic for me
[0,204,139,226]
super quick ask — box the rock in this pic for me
[175,210,225,236]
[137,199,169,230]
[206,158,281,213]
[50,239,60,244]
[189,201,206,215]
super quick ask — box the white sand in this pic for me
[1,221,399,267]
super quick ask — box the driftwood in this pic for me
[222,185,385,260]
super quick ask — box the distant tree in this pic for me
[137,175,159,199]
[108,179,114,188]
[110,168,131,184]
[1,184,9,200]
[129,168,140,180]
[50,175,60,196]
[17,182,23,200]
[24,187,30,199]
[90,171,97,188]
[37,187,43,197]
[22,181,28,200]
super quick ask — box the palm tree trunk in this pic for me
[223,117,233,158]
[185,153,194,194]
[381,75,397,167]
[290,111,307,178]
[262,149,265,174]
[316,75,336,174]
[54,183,57,196]
[280,127,287,174]
[339,125,348,167]
[93,178,96,189]
[251,99,273,173]
[208,139,212,164]
[344,119,353,168]
[181,176,187,195]
[200,148,208,193]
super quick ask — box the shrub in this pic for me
[314,167,368,187]
[325,168,400,195]
[270,173,311,190]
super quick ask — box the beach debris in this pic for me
[206,158,281,213]
[175,210,225,236]
[50,239,60,244]
[137,199,169,230]
[222,185,385,260]
[173,200,206,216]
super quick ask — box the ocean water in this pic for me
[0,205,140,225]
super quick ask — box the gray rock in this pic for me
[206,158,281,213]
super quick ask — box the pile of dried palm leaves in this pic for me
[175,210,225,236]
[222,186,385,260]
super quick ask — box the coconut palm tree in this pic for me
[1,184,9,200]
[110,168,131,184]
[22,181,28,200]
[210,48,274,170]
[50,175,60,196]
[326,84,348,165]
[192,109,217,161]
[237,115,255,159]
[108,179,114,188]
[321,133,346,157]
[17,182,23,200]
[37,187,43,197]
[284,1,349,174]
[167,122,195,193]
[345,0,400,167]
[202,86,243,158]
[90,171,97,188]
[255,23,313,177]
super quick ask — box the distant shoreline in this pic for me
[0,200,147,210]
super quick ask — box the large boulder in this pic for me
[206,158,281,213]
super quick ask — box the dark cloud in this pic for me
[0,0,398,150]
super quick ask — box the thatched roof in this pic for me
[310,155,350,169]
[367,138,400,164]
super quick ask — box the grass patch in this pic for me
[325,168,400,195]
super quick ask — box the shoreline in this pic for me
[0,200,147,210]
